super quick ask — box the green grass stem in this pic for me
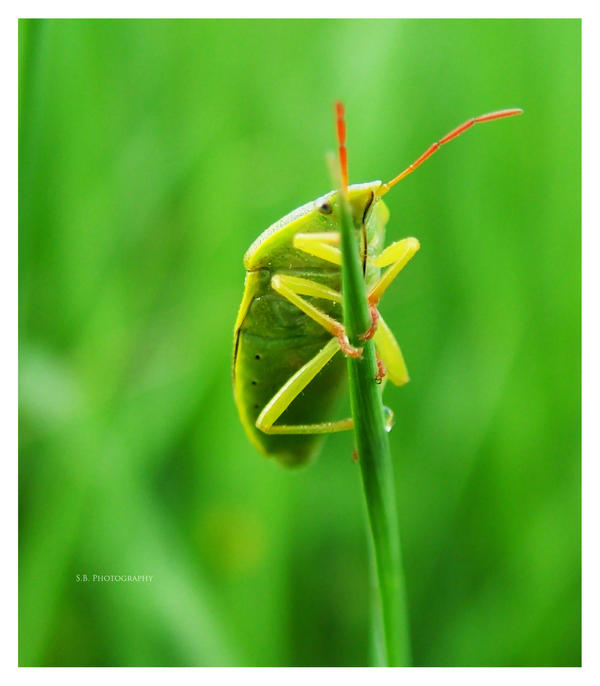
[338,187,411,667]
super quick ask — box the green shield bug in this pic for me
[233,103,522,467]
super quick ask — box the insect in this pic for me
[233,103,522,467]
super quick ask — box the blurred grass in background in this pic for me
[18,19,580,666]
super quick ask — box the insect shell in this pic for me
[232,181,405,467]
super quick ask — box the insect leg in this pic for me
[373,315,409,386]
[291,234,380,342]
[293,232,341,265]
[272,273,341,303]
[368,237,420,305]
[271,273,361,358]
[256,338,354,435]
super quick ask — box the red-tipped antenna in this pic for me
[380,108,523,194]
[335,101,349,190]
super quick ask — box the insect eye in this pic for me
[316,198,333,215]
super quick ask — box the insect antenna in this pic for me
[335,101,349,190]
[380,108,523,195]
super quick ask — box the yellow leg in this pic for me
[293,231,342,265]
[256,338,354,435]
[272,274,342,304]
[276,233,417,388]
[368,237,420,304]
[373,314,409,386]
[271,273,361,357]
[255,337,394,435]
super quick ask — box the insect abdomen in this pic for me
[235,331,346,466]
[233,269,346,466]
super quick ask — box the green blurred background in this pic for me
[18,19,580,667]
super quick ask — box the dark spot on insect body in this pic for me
[251,380,257,385]
[255,354,261,360]
[316,198,332,214]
